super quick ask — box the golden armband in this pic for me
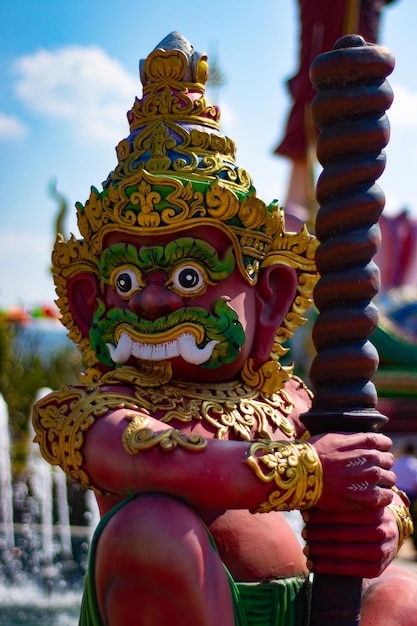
[389,486,414,550]
[244,440,323,513]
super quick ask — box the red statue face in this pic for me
[68,225,298,383]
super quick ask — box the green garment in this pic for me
[228,577,308,626]
[79,498,308,626]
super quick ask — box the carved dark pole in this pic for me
[301,36,395,626]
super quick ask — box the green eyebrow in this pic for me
[98,238,235,283]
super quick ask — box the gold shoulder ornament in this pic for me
[32,384,143,494]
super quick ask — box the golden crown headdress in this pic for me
[52,32,318,392]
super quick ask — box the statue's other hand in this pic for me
[308,432,395,512]
[301,505,398,578]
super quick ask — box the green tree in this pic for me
[0,319,82,472]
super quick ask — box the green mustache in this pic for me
[90,297,245,368]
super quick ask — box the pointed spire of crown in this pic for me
[139,31,208,93]
[104,32,236,188]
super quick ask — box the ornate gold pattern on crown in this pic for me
[108,122,242,189]
[75,169,279,281]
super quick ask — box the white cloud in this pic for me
[389,82,417,130]
[0,112,28,140]
[13,46,138,143]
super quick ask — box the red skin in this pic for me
[67,226,413,625]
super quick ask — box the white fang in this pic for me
[107,332,218,365]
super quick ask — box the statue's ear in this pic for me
[67,272,101,340]
[253,264,298,366]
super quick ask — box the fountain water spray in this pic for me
[0,387,92,625]
[0,393,15,551]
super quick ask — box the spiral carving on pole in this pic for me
[303,35,395,435]
[300,36,395,626]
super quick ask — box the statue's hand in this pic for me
[301,505,398,578]
[308,432,395,512]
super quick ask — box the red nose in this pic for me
[129,273,183,320]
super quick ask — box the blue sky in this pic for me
[1,0,416,307]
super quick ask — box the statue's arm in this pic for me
[83,406,322,510]
[82,407,394,513]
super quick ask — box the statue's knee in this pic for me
[94,496,234,625]
[96,495,211,577]
[362,569,417,626]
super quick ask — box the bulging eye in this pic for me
[171,264,206,296]
[114,269,140,298]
